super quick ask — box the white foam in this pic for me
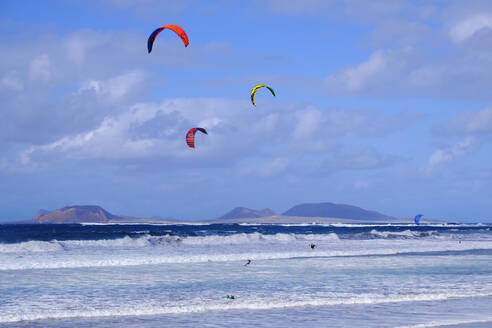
[0,236,153,253]
[1,240,491,271]
[0,240,65,253]
[181,232,340,245]
[331,223,400,227]
[394,316,492,328]
[238,223,331,227]
[79,222,174,226]
[2,225,490,255]
[369,229,440,239]
[1,292,490,324]
[0,233,340,253]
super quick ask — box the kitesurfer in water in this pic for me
[309,243,316,250]
[244,259,252,266]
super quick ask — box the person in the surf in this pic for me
[309,243,316,250]
[244,259,252,266]
[224,295,235,300]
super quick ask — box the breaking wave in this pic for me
[180,232,340,245]
[0,232,340,253]
[1,292,490,323]
[2,243,492,271]
[367,229,441,239]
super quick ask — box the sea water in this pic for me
[1,223,491,327]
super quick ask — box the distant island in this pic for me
[29,205,173,224]
[19,202,415,224]
[211,202,401,224]
[283,202,393,221]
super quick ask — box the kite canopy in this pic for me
[414,214,423,225]
[250,84,276,106]
[186,127,207,148]
[148,24,189,53]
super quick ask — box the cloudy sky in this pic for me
[1,0,492,222]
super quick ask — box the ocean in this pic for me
[1,223,491,327]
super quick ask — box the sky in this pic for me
[1,0,492,222]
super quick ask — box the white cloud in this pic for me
[21,103,171,162]
[197,117,224,130]
[323,42,492,100]
[259,157,290,177]
[62,30,118,66]
[324,48,420,94]
[293,107,325,140]
[19,98,273,165]
[0,28,238,93]
[326,50,386,92]
[450,14,492,43]
[78,71,146,101]
[438,108,492,136]
[428,137,476,168]
[0,25,420,173]
[325,109,416,138]
[290,107,337,152]
[1,72,23,91]
[461,108,492,134]
[408,66,444,87]
[15,95,413,170]
[29,54,51,81]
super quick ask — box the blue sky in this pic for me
[1,0,492,222]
